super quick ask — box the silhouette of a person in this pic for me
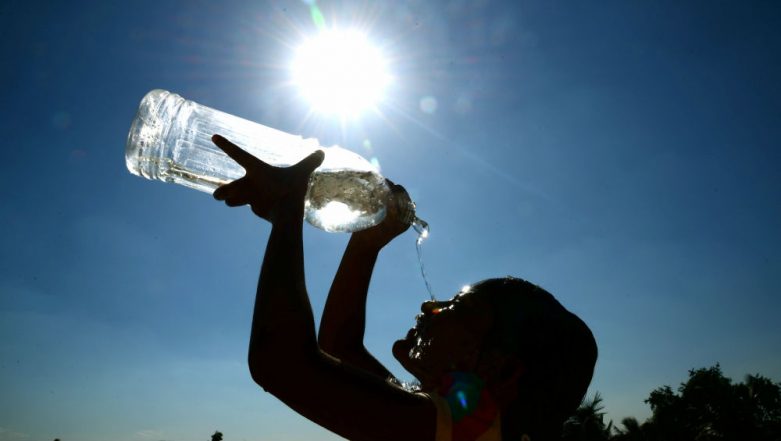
[212,134,597,441]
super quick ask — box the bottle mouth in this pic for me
[125,89,183,179]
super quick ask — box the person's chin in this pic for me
[393,326,417,358]
[393,338,431,385]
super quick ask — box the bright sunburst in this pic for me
[292,29,391,116]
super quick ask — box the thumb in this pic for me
[292,150,325,176]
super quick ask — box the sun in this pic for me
[292,29,391,116]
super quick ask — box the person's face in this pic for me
[393,287,494,390]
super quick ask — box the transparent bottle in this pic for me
[125,89,393,232]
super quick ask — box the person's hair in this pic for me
[471,277,598,441]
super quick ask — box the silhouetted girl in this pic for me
[212,134,597,441]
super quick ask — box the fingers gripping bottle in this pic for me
[125,89,396,232]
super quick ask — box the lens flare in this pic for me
[457,390,469,409]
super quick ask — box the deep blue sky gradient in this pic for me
[1,1,780,440]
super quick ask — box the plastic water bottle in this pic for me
[125,89,394,232]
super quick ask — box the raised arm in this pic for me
[211,135,323,360]
[211,136,434,441]
[318,185,412,378]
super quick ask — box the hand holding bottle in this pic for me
[352,182,414,249]
[212,135,324,224]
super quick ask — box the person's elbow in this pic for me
[247,342,319,389]
[247,351,270,388]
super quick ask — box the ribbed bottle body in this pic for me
[126,89,392,232]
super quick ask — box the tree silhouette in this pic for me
[612,417,646,441]
[210,430,223,441]
[640,364,781,441]
[743,374,781,437]
[561,392,613,441]
[561,364,781,441]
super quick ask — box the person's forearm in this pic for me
[248,210,319,385]
[318,234,390,377]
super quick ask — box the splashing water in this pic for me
[412,217,435,301]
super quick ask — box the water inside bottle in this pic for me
[129,156,233,193]
[305,169,390,233]
[412,217,435,301]
[129,151,390,233]
[167,163,232,190]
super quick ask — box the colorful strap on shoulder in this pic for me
[419,392,452,441]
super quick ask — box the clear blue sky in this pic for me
[1,1,780,440]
